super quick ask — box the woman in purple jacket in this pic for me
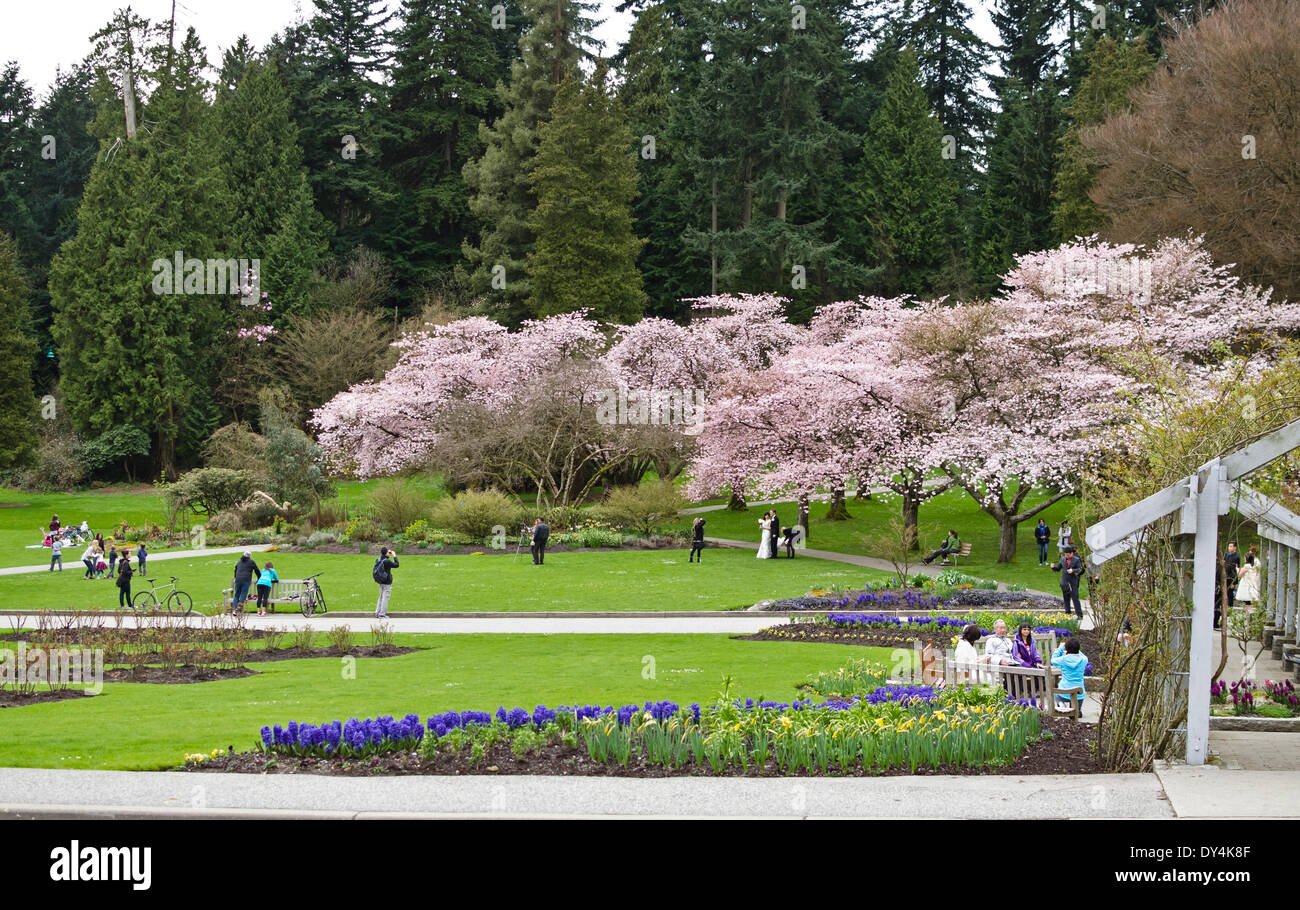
[1012,624,1044,705]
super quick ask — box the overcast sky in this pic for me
[4,1,1000,100]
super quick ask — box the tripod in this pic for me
[513,527,532,564]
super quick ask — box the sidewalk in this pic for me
[0,544,273,577]
[0,766,1174,819]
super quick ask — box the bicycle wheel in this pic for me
[166,591,194,616]
[300,590,316,617]
[131,591,158,612]
[313,586,327,615]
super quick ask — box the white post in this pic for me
[1187,461,1221,765]
[1284,548,1294,639]
[1268,541,1279,625]
[1274,543,1286,629]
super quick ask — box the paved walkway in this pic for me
[0,544,273,577]
[0,766,1174,819]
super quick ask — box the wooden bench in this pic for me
[940,542,973,566]
[923,631,1085,719]
[221,579,316,614]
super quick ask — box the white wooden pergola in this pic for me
[1086,417,1300,764]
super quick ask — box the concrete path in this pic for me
[0,766,1174,819]
[706,536,1069,608]
[0,544,273,577]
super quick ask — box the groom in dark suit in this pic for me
[769,511,781,559]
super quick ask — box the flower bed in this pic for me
[1211,678,1300,717]
[186,672,1050,777]
[759,587,1064,613]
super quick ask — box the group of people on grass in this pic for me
[953,618,1089,712]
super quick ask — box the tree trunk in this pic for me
[825,487,851,520]
[997,516,1017,563]
[903,494,920,551]
[727,491,747,511]
[798,495,810,542]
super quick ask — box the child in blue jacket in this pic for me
[1052,637,1089,713]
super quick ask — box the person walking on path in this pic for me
[530,518,550,565]
[49,537,63,571]
[106,545,118,578]
[255,561,279,616]
[136,543,148,577]
[231,551,261,613]
[374,547,399,617]
[1052,545,1085,620]
[115,555,134,609]
[1034,520,1051,565]
[1057,520,1071,555]
[689,517,706,562]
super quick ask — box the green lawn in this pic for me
[0,634,903,770]
[2,547,894,613]
[679,486,1079,591]
[0,484,177,569]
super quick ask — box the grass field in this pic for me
[2,547,894,613]
[679,486,1080,591]
[0,634,903,770]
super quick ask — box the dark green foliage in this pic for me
[0,232,38,470]
[527,65,646,322]
[260,389,336,519]
[461,0,600,325]
[82,424,151,476]
[849,50,961,297]
[165,467,257,517]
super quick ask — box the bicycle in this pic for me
[131,575,194,616]
[296,572,327,617]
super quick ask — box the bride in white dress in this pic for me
[757,512,772,560]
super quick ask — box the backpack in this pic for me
[372,558,390,585]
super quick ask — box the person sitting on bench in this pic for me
[923,529,961,565]
[1052,637,1089,713]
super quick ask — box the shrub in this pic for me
[344,517,382,542]
[307,531,337,547]
[208,508,250,534]
[166,468,257,518]
[593,481,684,536]
[541,504,587,531]
[367,478,430,531]
[202,422,268,475]
[431,488,523,541]
[404,519,431,542]
[327,625,354,652]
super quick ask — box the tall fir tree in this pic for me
[1053,35,1156,241]
[527,64,646,322]
[848,49,961,297]
[50,24,231,477]
[296,0,397,260]
[379,0,512,303]
[0,64,39,270]
[214,57,328,316]
[0,232,38,471]
[971,76,1065,287]
[26,65,97,392]
[991,0,1062,92]
[460,0,600,325]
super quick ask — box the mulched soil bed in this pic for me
[179,716,1098,777]
[237,645,419,663]
[0,689,99,708]
[103,666,260,684]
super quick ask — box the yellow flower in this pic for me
[780,716,793,728]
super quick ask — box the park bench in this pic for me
[940,542,973,566]
[921,631,1085,719]
[221,577,324,615]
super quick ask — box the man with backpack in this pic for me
[373,547,399,617]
